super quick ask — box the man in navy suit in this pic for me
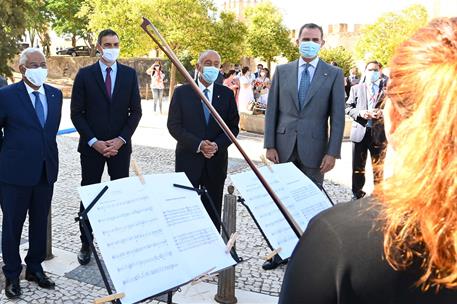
[71,29,142,265]
[167,50,239,229]
[0,48,62,298]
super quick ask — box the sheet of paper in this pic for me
[79,173,235,304]
[230,162,332,259]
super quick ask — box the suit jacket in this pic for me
[70,61,142,154]
[167,83,239,186]
[264,59,346,168]
[345,81,386,144]
[0,81,62,186]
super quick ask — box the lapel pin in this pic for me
[324,73,328,76]
[217,95,220,99]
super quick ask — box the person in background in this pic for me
[254,67,271,107]
[345,60,387,200]
[215,66,225,85]
[279,17,457,304]
[223,69,240,104]
[237,66,255,113]
[146,60,166,114]
[345,67,360,99]
[254,63,264,78]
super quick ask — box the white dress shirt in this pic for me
[297,56,320,91]
[24,82,48,122]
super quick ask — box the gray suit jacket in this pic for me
[264,59,345,168]
[345,81,386,144]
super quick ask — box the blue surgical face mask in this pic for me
[299,41,321,59]
[202,66,220,84]
[366,70,380,83]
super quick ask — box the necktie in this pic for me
[367,85,376,128]
[105,67,112,98]
[32,91,45,127]
[202,88,210,124]
[298,63,311,110]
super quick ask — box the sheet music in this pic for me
[230,162,332,259]
[79,173,235,304]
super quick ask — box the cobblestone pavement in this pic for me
[0,129,352,303]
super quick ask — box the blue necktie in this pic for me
[202,88,210,124]
[298,63,311,110]
[367,85,376,128]
[32,91,45,127]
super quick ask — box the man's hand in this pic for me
[92,140,110,156]
[103,138,124,158]
[359,110,376,120]
[371,108,383,119]
[266,148,279,164]
[320,154,336,174]
[200,140,218,159]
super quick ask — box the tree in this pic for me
[209,11,247,65]
[319,46,354,76]
[355,4,428,66]
[47,0,91,49]
[244,1,294,70]
[24,0,51,50]
[0,0,28,77]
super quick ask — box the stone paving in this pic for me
[0,119,353,303]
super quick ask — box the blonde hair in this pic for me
[380,17,457,290]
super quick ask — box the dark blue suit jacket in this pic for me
[70,62,142,154]
[0,81,62,186]
[167,83,239,186]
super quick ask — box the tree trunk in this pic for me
[168,63,177,101]
[72,35,76,48]
[267,60,271,71]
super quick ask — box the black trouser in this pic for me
[352,128,386,198]
[1,167,53,279]
[198,169,225,231]
[79,149,131,245]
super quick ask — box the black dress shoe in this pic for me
[351,191,366,201]
[5,278,21,299]
[262,255,288,270]
[77,243,91,265]
[25,270,55,289]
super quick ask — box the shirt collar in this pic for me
[24,81,45,96]
[99,60,117,73]
[299,56,319,69]
[197,77,214,93]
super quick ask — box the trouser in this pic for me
[152,88,164,113]
[79,149,131,245]
[352,128,386,198]
[288,145,324,189]
[0,168,53,279]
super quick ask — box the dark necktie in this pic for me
[105,67,112,98]
[32,91,45,127]
[298,63,311,110]
[202,88,210,124]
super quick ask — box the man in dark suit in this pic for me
[263,23,345,270]
[345,67,360,99]
[254,63,263,79]
[345,60,387,200]
[167,50,239,229]
[0,48,62,298]
[71,29,142,265]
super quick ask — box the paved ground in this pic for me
[0,99,364,303]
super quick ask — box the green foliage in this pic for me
[24,0,51,48]
[209,11,247,65]
[0,0,28,76]
[244,1,294,67]
[320,46,354,76]
[47,0,90,47]
[355,4,428,66]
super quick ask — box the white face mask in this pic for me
[25,67,48,87]
[102,48,120,63]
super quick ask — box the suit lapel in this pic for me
[286,60,300,112]
[208,85,222,127]
[302,60,328,108]
[43,84,57,128]
[112,63,123,100]
[92,62,110,101]
[15,81,42,127]
[359,83,368,109]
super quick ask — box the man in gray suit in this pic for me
[264,23,345,188]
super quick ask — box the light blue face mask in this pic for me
[299,41,321,59]
[366,71,380,83]
[202,66,220,84]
